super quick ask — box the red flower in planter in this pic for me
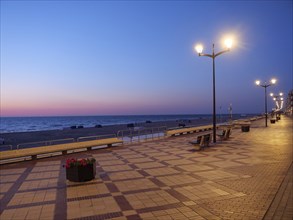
[64,158,96,169]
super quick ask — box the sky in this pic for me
[1,0,292,117]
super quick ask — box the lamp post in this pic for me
[195,39,232,143]
[255,79,277,127]
[270,92,283,110]
[228,103,233,122]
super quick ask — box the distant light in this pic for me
[224,39,233,49]
[273,98,276,101]
[279,92,283,96]
[255,80,260,86]
[280,97,284,100]
[270,93,274,97]
[271,78,277,84]
[195,44,203,54]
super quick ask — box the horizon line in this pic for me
[0,113,261,118]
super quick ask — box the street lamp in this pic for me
[270,92,284,112]
[255,78,277,127]
[195,39,233,143]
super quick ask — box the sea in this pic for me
[0,114,255,133]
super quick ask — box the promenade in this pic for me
[0,116,292,220]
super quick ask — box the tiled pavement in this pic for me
[0,116,292,220]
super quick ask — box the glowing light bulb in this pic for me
[224,38,233,49]
[195,44,203,54]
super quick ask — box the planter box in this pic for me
[66,163,96,182]
[270,119,276,124]
[241,125,250,132]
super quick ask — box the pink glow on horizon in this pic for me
[1,97,203,117]
[1,103,130,117]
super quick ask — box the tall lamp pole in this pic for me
[255,79,277,127]
[270,92,283,111]
[195,39,233,143]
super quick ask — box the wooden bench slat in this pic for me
[0,137,123,161]
[166,125,215,136]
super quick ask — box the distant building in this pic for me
[284,89,293,116]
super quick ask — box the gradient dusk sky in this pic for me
[1,1,292,117]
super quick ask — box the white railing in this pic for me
[117,126,167,143]
[16,138,75,150]
[77,134,117,142]
[0,145,13,151]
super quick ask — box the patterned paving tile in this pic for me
[140,206,204,220]
[8,189,56,206]
[164,150,191,155]
[194,170,238,180]
[241,151,276,157]
[208,160,244,168]
[144,167,180,177]
[0,174,21,183]
[235,158,272,165]
[165,159,194,166]
[195,149,224,156]
[216,153,248,160]
[125,190,179,209]
[177,164,214,172]
[119,154,145,159]
[26,171,59,180]
[114,179,158,192]
[0,168,26,175]
[134,162,165,169]
[156,174,200,186]
[0,183,13,193]
[180,152,207,159]
[93,154,120,161]
[153,155,181,161]
[0,204,55,220]
[31,165,60,172]
[114,149,135,155]
[222,150,250,155]
[35,161,61,166]
[192,156,223,163]
[133,149,159,154]
[144,152,170,157]
[18,179,59,191]
[67,182,110,199]
[107,171,144,181]
[174,184,233,201]
[67,196,121,219]
[127,157,155,163]
[98,159,125,166]
[102,164,133,172]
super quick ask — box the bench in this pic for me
[166,125,216,137]
[232,120,251,132]
[249,116,264,121]
[233,120,251,127]
[0,137,123,163]
[189,133,212,151]
[217,128,231,141]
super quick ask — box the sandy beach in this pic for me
[0,118,214,147]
